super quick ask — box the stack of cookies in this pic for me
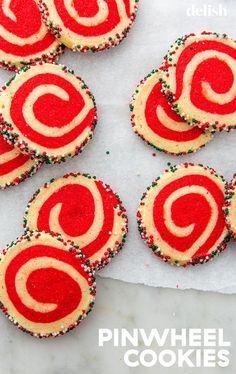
[0,173,128,338]
[0,0,140,189]
[0,0,136,338]
[130,32,236,155]
[1,0,236,340]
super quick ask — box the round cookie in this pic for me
[0,135,41,189]
[0,0,64,71]
[160,32,236,131]
[23,173,128,270]
[37,0,139,52]
[0,63,97,163]
[224,175,236,240]
[0,231,96,338]
[137,163,229,266]
[130,69,213,155]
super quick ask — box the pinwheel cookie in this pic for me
[137,164,230,266]
[0,0,64,71]
[0,231,96,338]
[224,175,236,240]
[0,63,97,163]
[160,32,236,131]
[38,0,139,52]
[0,135,41,189]
[24,173,128,270]
[130,70,213,155]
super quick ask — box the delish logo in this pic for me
[186,4,227,17]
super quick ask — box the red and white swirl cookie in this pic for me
[37,0,139,52]
[224,175,236,240]
[137,164,229,266]
[0,0,64,71]
[23,173,128,270]
[130,70,213,155]
[0,63,97,163]
[0,135,41,189]
[160,32,236,131]
[0,231,96,338]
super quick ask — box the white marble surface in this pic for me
[0,276,235,374]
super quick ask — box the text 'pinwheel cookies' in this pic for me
[0,231,96,338]
[37,0,139,52]
[0,63,97,163]
[0,0,64,71]
[137,164,230,266]
[130,69,213,155]
[0,135,41,189]
[24,173,128,270]
[160,32,236,132]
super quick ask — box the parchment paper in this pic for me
[1,0,236,293]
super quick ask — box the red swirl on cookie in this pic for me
[24,173,128,269]
[0,63,97,163]
[131,70,212,155]
[160,32,236,131]
[138,164,229,266]
[0,135,41,189]
[0,232,96,337]
[0,0,63,70]
[38,0,139,51]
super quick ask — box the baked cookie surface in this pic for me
[224,175,236,240]
[0,135,41,189]
[24,173,128,270]
[38,0,139,52]
[138,164,229,266]
[0,0,64,71]
[130,70,213,155]
[0,63,97,163]
[160,32,236,131]
[0,231,96,338]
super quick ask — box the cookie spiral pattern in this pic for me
[160,32,236,131]
[0,231,96,338]
[24,173,128,270]
[38,0,139,52]
[0,0,64,70]
[0,63,97,163]
[137,164,229,266]
[130,70,213,155]
[0,135,41,189]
